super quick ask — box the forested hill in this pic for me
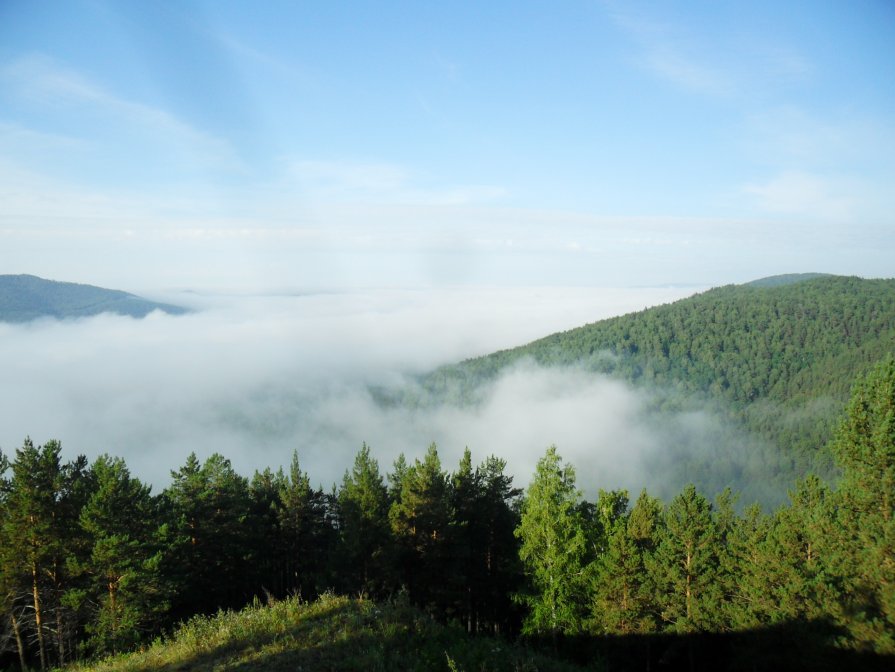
[423,275,894,405]
[0,275,188,322]
[415,275,895,497]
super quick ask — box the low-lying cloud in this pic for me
[0,284,774,501]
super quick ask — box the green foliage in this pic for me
[162,453,254,620]
[589,489,661,635]
[336,443,395,597]
[448,451,523,633]
[276,451,335,599]
[648,485,723,633]
[830,356,895,652]
[66,593,590,672]
[5,352,895,666]
[413,276,895,501]
[0,438,90,669]
[514,446,587,637]
[389,444,453,615]
[73,455,167,656]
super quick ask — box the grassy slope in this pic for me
[68,593,895,672]
[71,594,587,672]
[0,275,187,322]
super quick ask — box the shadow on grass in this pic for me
[529,617,895,672]
[96,599,895,672]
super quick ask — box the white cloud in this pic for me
[743,171,858,220]
[743,106,892,168]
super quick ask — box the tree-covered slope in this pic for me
[0,275,188,322]
[415,276,895,496]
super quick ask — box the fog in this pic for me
[0,284,770,499]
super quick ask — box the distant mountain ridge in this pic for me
[744,272,832,288]
[0,275,188,322]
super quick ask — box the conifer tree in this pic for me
[247,467,288,597]
[647,484,722,633]
[449,448,479,629]
[277,451,332,599]
[725,502,771,629]
[0,439,87,669]
[831,356,895,652]
[471,454,523,634]
[163,453,252,619]
[73,455,166,655]
[389,443,452,614]
[591,489,659,635]
[514,446,587,637]
[337,443,394,597]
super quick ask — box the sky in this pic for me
[1,0,893,291]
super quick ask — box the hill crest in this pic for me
[0,274,188,322]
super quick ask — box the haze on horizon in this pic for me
[1,1,892,292]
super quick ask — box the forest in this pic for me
[410,276,895,502]
[1,355,893,670]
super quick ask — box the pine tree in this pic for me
[471,454,523,634]
[163,453,252,619]
[591,489,662,635]
[726,502,772,629]
[0,439,87,669]
[449,448,479,629]
[831,356,895,652]
[514,446,587,637]
[277,451,332,599]
[337,443,394,597]
[0,447,29,672]
[247,467,288,597]
[73,455,166,655]
[648,484,722,633]
[389,444,452,614]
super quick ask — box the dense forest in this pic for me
[1,356,893,670]
[407,276,895,502]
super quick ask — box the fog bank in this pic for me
[0,284,738,494]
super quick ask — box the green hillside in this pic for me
[0,275,188,322]
[70,593,585,672]
[67,592,894,672]
[413,275,895,502]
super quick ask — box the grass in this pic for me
[66,593,595,672]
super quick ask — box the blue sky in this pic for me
[1,0,893,290]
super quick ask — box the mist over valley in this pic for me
[5,273,885,509]
[0,282,711,495]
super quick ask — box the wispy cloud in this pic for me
[604,3,812,101]
[1,54,242,171]
[642,46,733,98]
[743,105,894,169]
[604,4,733,98]
[282,158,507,206]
